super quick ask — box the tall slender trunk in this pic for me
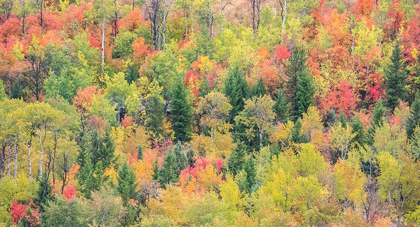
[0,145,4,178]
[27,141,32,180]
[14,136,18,180]
[184,9,188,34]
[7,147,11,176]
[190,2,194,34]
[52,133,57,184]
[101,17,105,79]
[208,4,213,37]
[259,128,263,149]
[38,128,44,177]
[40,0,43,27]
[282,0,286,28]
[163,12,167,49]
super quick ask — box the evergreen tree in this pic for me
[385,42,408,111]
[327,108,336,126]
[117,162,137,206]
[199,77,211,98]
[170,81,192,142]
[273,89,290,122]
[295,68,315,119]
[152,155,159,181]
[137,144,143,161]
[286,47,307,115]
[339,111,347,128]
[367,99,386,145]
[227,141,247,176]
[146,91,165,141]
[351,115,366,149]
[292,118,306,143]
[187,148,195,167]
[158,149,179,188]
[407,93,420,138]
[174,142,187,173]
[243,157,256,194]
[34,173,54,212]
[224,67,248,122]
[253,77,266,97]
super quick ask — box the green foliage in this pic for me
[224,67,249,123]
[170,81,192,142]
[407,93,420,138]
[34,173,54,212]
[117,162,137,206]
[385,42,408,111]
[253,77,266,97]
[243,157,257,194]
[158,149,180,188]
[227,141,247,176]
[174,142,187,173]
[273,89,290,123]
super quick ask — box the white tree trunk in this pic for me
[27,142,32,180]
[38,128,43,177]
[101,17,105,79]
[282,0,287,28]
[14,136,18,180]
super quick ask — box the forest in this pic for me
[0,0,420,226]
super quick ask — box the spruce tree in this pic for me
[35,173,54,212]
[407,93,420,138]
[295,68,315,119]
[273,89,290,122]
[158,149,179,188]
[117,162,137,206]
[170,81,192,142]
[152,155,159,180]
[224,67,248,122]
[174,142,187,173]
[227,141,247,176]
[351,115,366,149]
[286,47,306,114]
[187,148,195,167]
[243,157,256,194]
[137,144,143,161]
[367,99,386,145]
[385,42,408,111]
[146,92,165,141]
[253,77,266,97]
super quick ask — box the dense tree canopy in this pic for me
[1,0,420,226]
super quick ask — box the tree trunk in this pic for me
[7,147,11,176]
[14,136,18,180]
[40,0,43,27]
[0,145,4,178]
[184,9,188,34]
[190,2,194,34]
[27,141,32,180]
[282,0,286,28]
[38,128,44,177]
[52,133,57,184]
[259,128,263,149]
[101,17,105,79]
[163,12,167,49]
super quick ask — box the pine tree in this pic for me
[227,141,247,176]
[339,111,347,128]
[170,81,192,142]
[385,42,408,111]
[273,89,290,122]
[286,47,306,115]
[407,93,420,138]
[34,173,54,212]
[224,67,248,122]
[295,68,315,119]
[152,155,159,180]
[253,77,266,97]
[158,149,179,188]
[174,142,187,173]
[292,118,306,143]
[367,99,386,145]
[146,91,165,141]
[187,148,195,167]
[117,162,137,206]
[351,115,366,149]
[137,144,143,161]
[243,157,256,194]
